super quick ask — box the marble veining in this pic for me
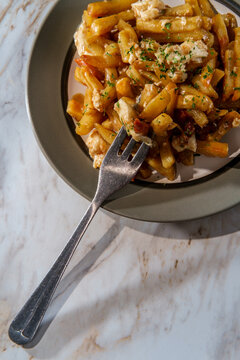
[1,0,240,359]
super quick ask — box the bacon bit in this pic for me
[75,57,104,80]
[133,118,149,136]
[175,110,195,137]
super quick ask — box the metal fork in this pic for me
[8,126,149,346]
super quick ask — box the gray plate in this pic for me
[26,0,240,222]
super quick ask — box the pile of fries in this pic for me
[67,0,240,181]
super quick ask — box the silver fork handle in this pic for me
[8,198,102,345]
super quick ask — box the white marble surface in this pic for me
[1,1,240,359]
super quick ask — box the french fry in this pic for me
[212,14,229,63]
[200,56,217,86]
[198,0,215,17]
[187,109,208,128]
[74,66,87,86]
[87,0,136,17]
[232,28,240,101]
[211,68,225,87]
[196,140,228,157]
[80,54,123,69]
[101,119,114,130]
[178,150,194,166]
[82,10,95,27]
[91,10,135,36]
[116,77,134,98]
[185,0,201,16]
[176,94,214,113]
[208,111,240,140]
[118,30,137,63]
[151,113,177,136]
[140,82,176,120]
[84,67,104,91]
[138,84,159,110]
[164,4,193,17]
[146,157,176,181]
[92,68,117,112]
[126,64,147,87]
[222,49,234,101]
[140,70,159,83]
[159,138,176,169]
[192,78,218,98]
[178,86,215,111]
[104,42,121,57]
[95,123,117,144]
[118,21,138,63]
[222,13,238,41]
[134,60,172,86]
[140,29,212,43]
[67,94,84,122]
[202,16,213,31]
[83,88,94,109]
[75,109,102,135]
[192,56,218,98]
[207,109,228,121]
[165,87,178,116]
[117,18,137,35]
[136,16,203,34]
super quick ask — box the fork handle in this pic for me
[8,199,101,345]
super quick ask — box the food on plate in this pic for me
[67,0,240,181]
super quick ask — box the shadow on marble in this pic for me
[22,222,119,349]
[104,201,240,240]
[24,226,233,358]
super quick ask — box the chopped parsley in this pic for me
[234,87,240,90]
[127,45,134,54]
[101,91,109,98]
[207,65,213,73]
[230,70,237,77]
[165,22,171,30]
[192,97,196,109]
[107,81,115,87]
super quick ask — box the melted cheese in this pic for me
[132,0,165,21]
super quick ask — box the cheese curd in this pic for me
[86,129,109,168]
[114,97,152,146]
[132,0,165,21]
[155,40,208,83]
[172,134,197,152]
[74,22,90,57]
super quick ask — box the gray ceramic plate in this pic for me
[26,0,240,222]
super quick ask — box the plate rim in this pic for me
[26,0,240,222]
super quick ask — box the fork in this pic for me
[8,126,149,346]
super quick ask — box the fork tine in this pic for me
[108,126,127,153]
[121,138,136,160]
[131,142,149,167]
